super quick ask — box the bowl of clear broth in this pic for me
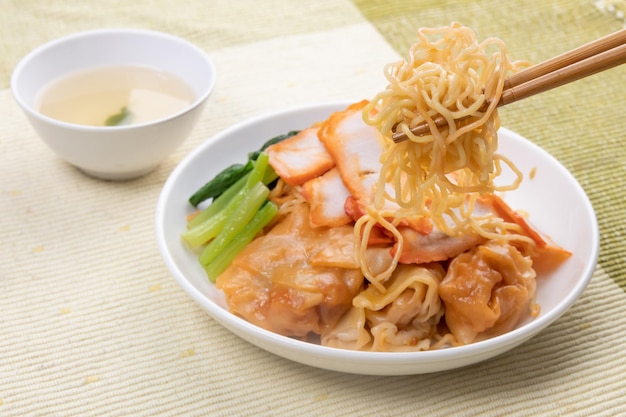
[11,28,216,180]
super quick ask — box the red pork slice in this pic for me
[392,199,495,264]
[394,227,486,264]
[393,195,572,267]
[266,126,335,186]
[318,100,384,206]
[301,168,352,228]
[478,194,572,273]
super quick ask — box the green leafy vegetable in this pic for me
[245,152,269,187]
[182,131,299,282]
[181,187,248,248]
[188,162,253,207]
[188,131,300,207]
[182,149,281,282]
[186,174,249,230]
[198,181,270,266]
[182,152,273,249]
[203,201,278,282]
[104,106,133,126]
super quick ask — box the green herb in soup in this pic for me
[36,65,195,127]
[104,106,133,126]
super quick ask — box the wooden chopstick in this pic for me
[391,28,626,143]
[503,28,626,89]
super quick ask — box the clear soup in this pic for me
[36,65,196,127]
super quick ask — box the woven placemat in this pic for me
[1,0,625,415]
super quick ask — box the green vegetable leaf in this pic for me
[188,130,300,207]
[188,161,254,207]
[104,106,133,126]
[203,201,278,282]
[198,181,270,266]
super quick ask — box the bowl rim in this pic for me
[155,100,599,371]
[10,27,216,132]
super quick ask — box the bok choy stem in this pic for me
[204,201,278,282]
[198,181,270,266]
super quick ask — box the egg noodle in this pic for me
[268,178,306,217]
[358,22,532,290]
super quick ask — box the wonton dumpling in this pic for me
[216,204,363,338]
[439,241,536,344]
[322,263,445,352]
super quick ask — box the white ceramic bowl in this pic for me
[11,28,216,180]
[156,101,599,375]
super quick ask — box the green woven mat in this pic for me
[354,0,626,289]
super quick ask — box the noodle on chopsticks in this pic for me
[364,23,528,220]
[357,23,533,288]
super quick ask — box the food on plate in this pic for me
[181,23,571,351]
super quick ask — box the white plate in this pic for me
[155,101,599,375]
